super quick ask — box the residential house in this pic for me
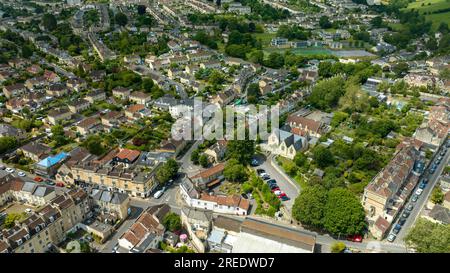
[76,117,101,137]
[362,146,421,240]
[46,83,68,97]
[85,90,106,103]
[66,78,87,92]
[112,87,131,100]
[68,99,91,113]
[43,70,60,83]
[117,204,170,253]
[0,124,24,139]
[101,111,123,129]
[189,163,225,189]
[19,142,52,162]
[129,91,151,105]
[181,206,212,253]
[47,108,72,125]
[35,152,69,177]
[125,104,150,120]
[3,83,26,99]
[90,189,130,220]
[204,140,227,163]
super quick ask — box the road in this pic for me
[391,142,450,243]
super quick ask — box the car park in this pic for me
[17,171,26,177]
[387,233,396,242]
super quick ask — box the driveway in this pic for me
[251,153,300,212]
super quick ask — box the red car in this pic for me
[271,187,280,193]
[278,192,287,197]
[347,235,363,243]
[56,182,65,187]
[34,177,44,183]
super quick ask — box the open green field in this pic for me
[253,32,277,47]
[263,47,332,56]
[404,0,450,28]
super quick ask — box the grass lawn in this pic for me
[253,32,277,47]
[404,0,450,28]
[263,47,332,57]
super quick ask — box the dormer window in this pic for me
[35,226,40,233]
[16,239,23,246]
[24,234,30,240]
[49,216,55,223]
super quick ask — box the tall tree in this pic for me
[115,12,128,26]
[292,185,327,228]
[323,188,367,236]
[42,13,57,31]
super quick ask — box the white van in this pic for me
[153,190,164,199]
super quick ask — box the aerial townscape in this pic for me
[0,0,449,255]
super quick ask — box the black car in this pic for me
[402,211,410,219]
[398,218,406,226]
[256,169,265,174]
[269,184,279,190]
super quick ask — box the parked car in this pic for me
[419,182,426,189]
[85,235,94,242]
[411,194,418,202]
[277,192,287,198]
[280,195,290,201]
[5,168,14,173]
[398,218,406,226]
[56,182,64,187]
[267,179,277,184]
[415,188,423,195]
[392,224,402,234]
[25,208,33,213]
[387,233,396,242]
[269,183,278,189]
[45,180,55,186]
[406,204,414,212]
[256,169,265,174]
[262,174,270,180]
[273,190,282,196]
[0,165,5,170]
[153,189,164,199]
[402,211,410,219]
[271,187,280,193]
[347,235,363,243]
[34,176,44,182]
[251,159,259,166]
[17,171,26,177]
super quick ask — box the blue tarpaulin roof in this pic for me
[37,152,68,168]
